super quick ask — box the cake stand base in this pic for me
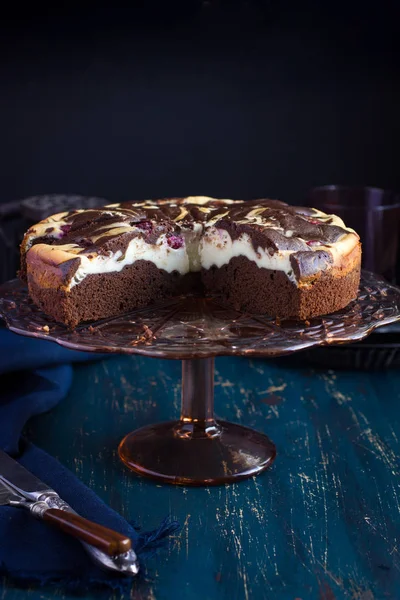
[119,420,276,486]
[118,358,276,485]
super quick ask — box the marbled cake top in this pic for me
[21,197,360,288]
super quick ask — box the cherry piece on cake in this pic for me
[167,234,184,249]
[60,224,72,236]
[135,220,153,231]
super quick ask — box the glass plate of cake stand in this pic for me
[1,271,400,487]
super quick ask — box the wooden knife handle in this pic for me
[43,508,132,556]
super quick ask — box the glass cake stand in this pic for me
[1,271,400,486]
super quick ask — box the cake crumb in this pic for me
[42,325,50,333]
[304,319,311,327]
[86,325,103,336]
[142,324,154,339]
[129,325,155,346]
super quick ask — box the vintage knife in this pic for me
[0,449,139,575]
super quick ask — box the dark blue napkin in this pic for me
[0,328,178,593]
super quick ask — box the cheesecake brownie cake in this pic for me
[19,197,361,328]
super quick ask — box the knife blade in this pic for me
[0,450,51,501]
[0,449,139,575]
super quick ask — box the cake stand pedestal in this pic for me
[1,271,400,486]
[119,357,276,484]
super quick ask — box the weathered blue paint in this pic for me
[1,355,399,599]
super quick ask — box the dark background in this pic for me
[0,0,399,206]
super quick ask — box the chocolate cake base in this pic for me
[27,254,360,328]
[202,256,361,320]
[27,261,200,329]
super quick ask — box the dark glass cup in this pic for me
[306,186,400,283]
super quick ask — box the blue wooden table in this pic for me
[1,354,399,599]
